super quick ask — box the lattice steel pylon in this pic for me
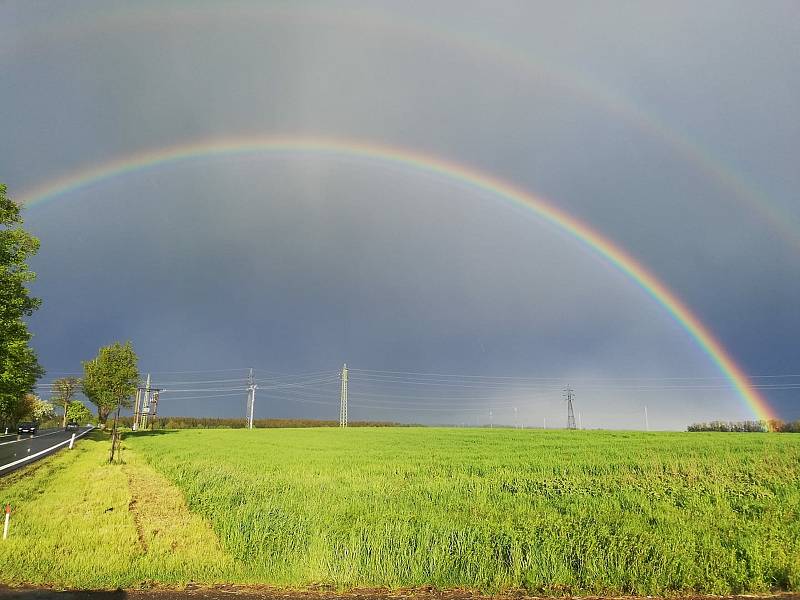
[134,374,161,430]
[564,385,577,430]
[339,363,348,427]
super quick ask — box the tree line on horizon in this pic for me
[688,419,800,433]
[0,341,139,430]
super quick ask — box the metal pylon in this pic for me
[564,386,576,430]
[339,363,348,427]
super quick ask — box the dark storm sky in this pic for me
[2,1,798,428]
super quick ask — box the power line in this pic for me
[349,368,800,382]
[146,367,250,374]
[154,392,246,401]
[141,377,247,385]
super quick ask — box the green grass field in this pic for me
[1,428,799,595]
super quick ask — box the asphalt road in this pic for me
[0,426,94,476]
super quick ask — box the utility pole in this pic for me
[132,387,141,431]
[150,389,160,426]
[564,385,576,430]
[245,371,251,428]
[246,368,257,429]
[339,364,348,427]
[644,406,650,432]
[109,401,122,463]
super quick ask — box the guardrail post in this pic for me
[69,433,76,449]
[3,505,9,540]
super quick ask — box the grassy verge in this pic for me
[0,431,238,588]
[0,428,798,595]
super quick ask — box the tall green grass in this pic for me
[130,428,800,595]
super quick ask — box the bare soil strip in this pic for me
[1,587,799,600]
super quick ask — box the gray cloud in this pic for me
[3,1,798,426]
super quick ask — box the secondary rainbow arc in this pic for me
[5,3,798,253]
[16,136,775,422]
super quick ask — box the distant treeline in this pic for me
[688,419,800,433]
[117,416,410,429]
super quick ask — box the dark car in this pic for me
[65,421,79,432]
[17,421,37,435]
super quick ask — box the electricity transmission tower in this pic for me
[339,363,348,427]
[246,368,257,429]
[133,374,161,430]
[564,385,577,430]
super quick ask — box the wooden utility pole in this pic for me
[108,402,122,463]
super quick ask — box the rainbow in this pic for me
[16,136,776,422]
[5,3,799,253]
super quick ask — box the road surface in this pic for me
[0,426,94,476]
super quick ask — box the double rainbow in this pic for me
[17,136,775,422]
[6,3,798,252]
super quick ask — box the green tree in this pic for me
[66,400,93,424]
[0,183,45,427]
[11,394,55,424]
[11,393,37,423]
[82,341,139,424]
[31,396,55,422]
[51,376,80,426]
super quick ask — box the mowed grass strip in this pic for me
[0,431,239,588]
[129,428,800,595]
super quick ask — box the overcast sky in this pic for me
[2,1,798,428]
